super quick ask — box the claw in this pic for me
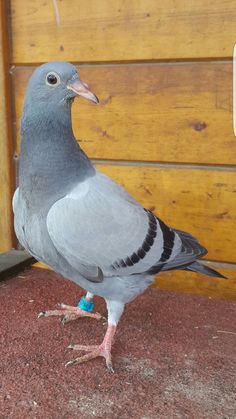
[68,344,75,349]
[38,304,116,372]
[65,325,116,371]
[37,303,104,323]
[38,311,46,318]
[106,359,114,373]
[64,348,114,371]
[96,313,107,322]
[68,344,98,351]
[57,303,65,309]
[61,316,68,325]
[65,359,78,368]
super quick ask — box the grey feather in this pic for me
[182,261,227,279]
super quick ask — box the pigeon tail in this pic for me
[182,261,227,279]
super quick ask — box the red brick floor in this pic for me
[0,267,235,418]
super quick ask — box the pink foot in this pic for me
[65,324,117,372]
[38,303,105,324]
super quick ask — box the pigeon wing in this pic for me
[46,171,170,281]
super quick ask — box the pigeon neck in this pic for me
[19,102,95,206]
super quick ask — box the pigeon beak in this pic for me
[67,79,99,104]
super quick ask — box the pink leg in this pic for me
[66,324,117,372]
[38,303,105,324]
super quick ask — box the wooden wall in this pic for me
[0,1,15,253]
[2,1,236,297]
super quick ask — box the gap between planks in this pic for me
[10,58,233,68]
[93,160,236,172]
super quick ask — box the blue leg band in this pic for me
[78,296,94,312]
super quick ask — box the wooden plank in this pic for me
[10,0,236,63]
[97,164,236,263]
[0,1,15,252]
[33,261,236,301]
[13,62,234,165]
[155,263,236,301]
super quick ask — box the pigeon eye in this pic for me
[46,72,60,86]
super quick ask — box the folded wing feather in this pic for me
[46,171,205,282]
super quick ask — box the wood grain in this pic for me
[10,0,236,63]
[0,2,15,252]
[13,62,234,165]
[155,263,236,301]
[97,164,236,263]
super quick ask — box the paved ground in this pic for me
[0,267,235,418]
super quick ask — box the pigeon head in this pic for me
[24,61,99,107]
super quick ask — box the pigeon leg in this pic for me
[66,324,116,372]
[65,299,124,371]
[38,292,105,324]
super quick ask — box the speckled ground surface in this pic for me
[0,267,235,419]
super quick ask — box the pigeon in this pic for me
[13,61,225,372]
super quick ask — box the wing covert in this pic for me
[46,171,165,280]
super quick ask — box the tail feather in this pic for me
[182,261,227,279]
